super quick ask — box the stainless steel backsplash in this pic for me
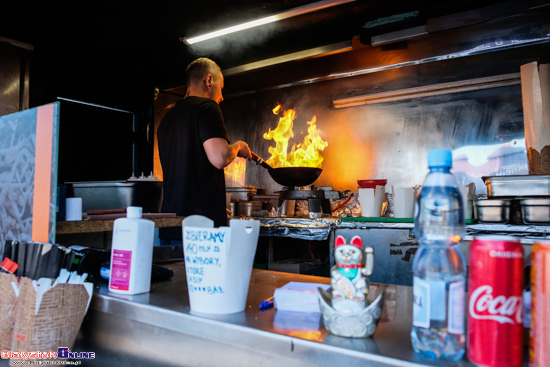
[218,8,550,194]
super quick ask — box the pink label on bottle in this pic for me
[110,249,132,291]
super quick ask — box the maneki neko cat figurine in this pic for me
[331,235,374,313]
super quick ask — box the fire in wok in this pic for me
[261,104,328,187]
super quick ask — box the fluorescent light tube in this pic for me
[181,0,355,45]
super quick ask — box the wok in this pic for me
[267,167,322,187]
[250,151,322,187]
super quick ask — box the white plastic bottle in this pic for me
[109,206,154,295]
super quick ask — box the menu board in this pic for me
[0,103,60,244]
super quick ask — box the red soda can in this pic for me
[468,235,524,367]
[530,241,550,366]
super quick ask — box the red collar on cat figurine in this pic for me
[337,263,362,269]
[335,234,363,249]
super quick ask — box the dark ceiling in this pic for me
[2,0,510,112]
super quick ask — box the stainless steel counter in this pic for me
[70,263,488,367]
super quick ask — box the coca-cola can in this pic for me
[530,241,550,366]
[468,235,524,367]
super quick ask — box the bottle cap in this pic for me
[0,257,18,274]
[127,206,143,218]
[427,149,452,168]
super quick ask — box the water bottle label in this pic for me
[448,280,465,334]
[413,277,447,327]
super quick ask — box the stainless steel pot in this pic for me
[238,201,263,216]
[226,187,257,201]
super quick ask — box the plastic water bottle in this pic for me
[410,149,466,361]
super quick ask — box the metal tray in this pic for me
[68,180,163,213]
[483,175,550,197]
[473,199,512,223]
[519,198,550,224]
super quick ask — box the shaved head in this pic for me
[185,58,222,86]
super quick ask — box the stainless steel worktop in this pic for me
[70,263,490,367]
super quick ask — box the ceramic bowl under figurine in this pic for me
[318,286,384,338]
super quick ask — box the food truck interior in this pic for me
[1,0,550,278]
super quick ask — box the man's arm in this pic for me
[203,137,251,169]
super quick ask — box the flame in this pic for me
[224,157,246,187]
[263,105,328,168]
[272,104,283,114]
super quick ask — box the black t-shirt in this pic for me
[157,96,229,239]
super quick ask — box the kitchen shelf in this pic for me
[56,216,185,234]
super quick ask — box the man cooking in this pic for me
[157,57,251,244]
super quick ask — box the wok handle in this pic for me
[250,152,273,170]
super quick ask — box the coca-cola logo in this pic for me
[469,285,523,324]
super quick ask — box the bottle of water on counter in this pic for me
[411,149,466,361]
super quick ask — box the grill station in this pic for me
[277,186,336,218]
[249,153,340,218]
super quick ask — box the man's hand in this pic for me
[235,140,251,160]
